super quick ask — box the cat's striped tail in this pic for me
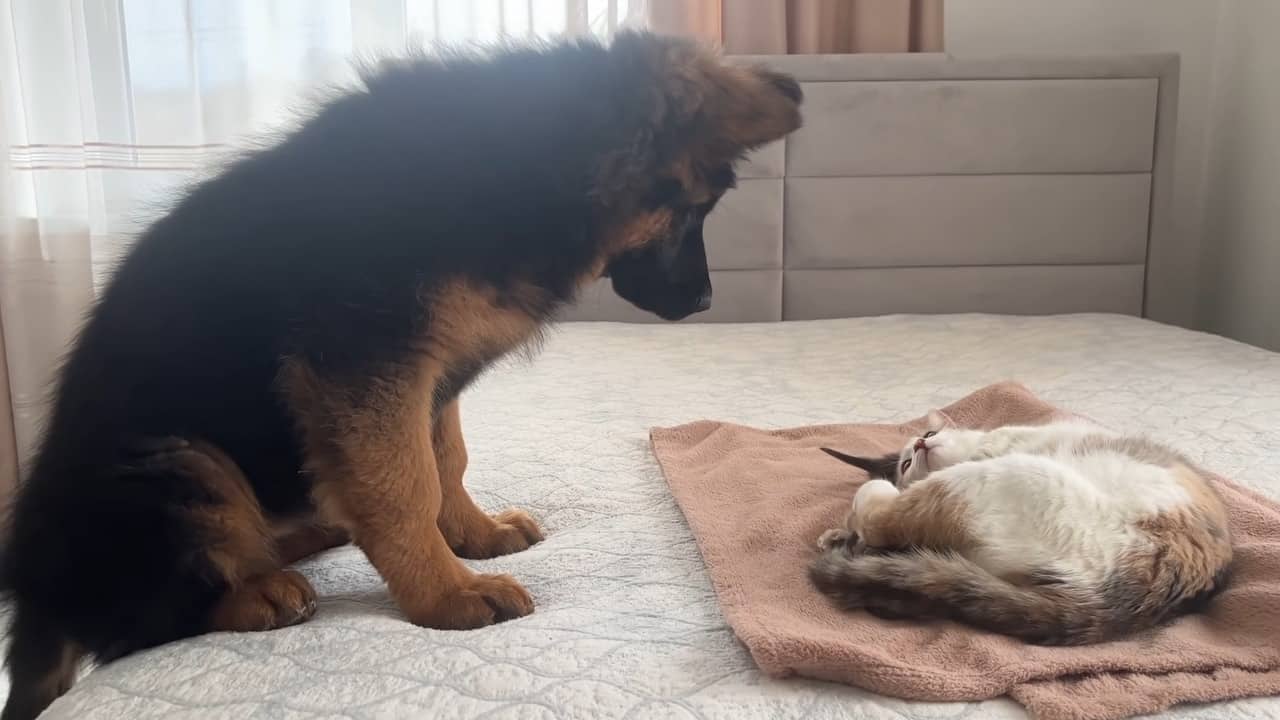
[809,548,1112,646]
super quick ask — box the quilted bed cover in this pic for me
[12,314,1280,720]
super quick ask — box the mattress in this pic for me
[20,314,1280,719]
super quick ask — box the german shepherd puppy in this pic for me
[0,32,801,719]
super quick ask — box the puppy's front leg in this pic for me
[281,358,533,629]
[434,399,544,559]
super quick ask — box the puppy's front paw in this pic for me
[489,509,544,554]
[450,508,545,559]
[414,573,534,630]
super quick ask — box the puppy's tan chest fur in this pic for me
[423,280,546,370]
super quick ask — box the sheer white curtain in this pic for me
[0,0,647,492]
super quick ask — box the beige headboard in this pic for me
[564,53,1183,325]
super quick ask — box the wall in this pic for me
[945,0,1223,332]
[948,0,1280,351]
[1199,1,1280,351]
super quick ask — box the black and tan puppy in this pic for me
[0,32,801,720]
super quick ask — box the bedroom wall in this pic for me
[948,0,1280,352]
[945,0,1221,333]
[1199,1,1280,352]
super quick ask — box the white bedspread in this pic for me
[22,314,1280,719]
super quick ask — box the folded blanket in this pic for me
[650,382,1280,720]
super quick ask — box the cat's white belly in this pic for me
[944,451,1192,585]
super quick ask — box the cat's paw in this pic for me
[853,479,898,513]
[817,528,853,551]
[851,479,899,535]
[817,528,869,556]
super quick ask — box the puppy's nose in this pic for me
[693,289,712,312]
[914,437,928,451]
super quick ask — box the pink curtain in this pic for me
[650,0,944,54]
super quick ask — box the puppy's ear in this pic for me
[596,33,802,207]
[611,32,802,151]
[706,65,804,150]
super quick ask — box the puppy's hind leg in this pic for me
[276,524,350,567]
[2,606,81,720]
[174,440,319,633]
[2,439,314,720]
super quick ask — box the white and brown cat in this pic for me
[811,412,1233,645]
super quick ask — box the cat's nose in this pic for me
[914,437,928,451]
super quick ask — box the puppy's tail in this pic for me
[809,548,1109,646]
[3,603,82,720]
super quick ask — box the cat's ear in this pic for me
[820,448,898,479]
[926,409,948,431]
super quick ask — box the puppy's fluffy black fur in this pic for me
[1,32,801,720]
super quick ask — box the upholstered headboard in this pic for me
[563,53,1184,326]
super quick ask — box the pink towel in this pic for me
[650,382,1280,720]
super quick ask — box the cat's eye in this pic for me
[900,458,912,473]
[923,431,937,439]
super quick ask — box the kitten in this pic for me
[811,411,1233,645]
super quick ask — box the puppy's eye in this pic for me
[900,458,912,473]
[923,431,937,439]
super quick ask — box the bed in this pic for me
[22,54,1280,719]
